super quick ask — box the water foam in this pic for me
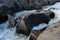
[32,2,60,30]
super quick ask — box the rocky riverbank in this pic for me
[0,0,60,23]
[37,21,60,40]
[0,0,60,40]
[8,10,55,36]
[7,2,60,40]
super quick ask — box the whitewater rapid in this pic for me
[0,2,60,40]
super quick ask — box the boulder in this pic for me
[16,10,55,36]
[37,22,60,40]
[7,14,16,26]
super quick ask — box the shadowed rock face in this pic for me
[0,0,59,23]
[24,13,50,30]
[0,0,14,24]
[0,16,8,24]
[15,10,55,36]
[29,27,47,40]
[24,11,55,29]
[7,14,16,26]
[29,30,41,40]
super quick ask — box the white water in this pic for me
[43,2,60,25]
[14,10,37,19]
[0,21,29,40]
[32,23,48,30]
[32,2,60,30]
[0,2,60,40]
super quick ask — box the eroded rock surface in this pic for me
[0,0,59,23]
[37,22,60,40]
[29,27,47,40]
[7,14,16,26]
[15,10,54,36]
[0,0,60,23]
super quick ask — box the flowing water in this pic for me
[0,2,60,40]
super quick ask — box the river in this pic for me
[0,2,60,40]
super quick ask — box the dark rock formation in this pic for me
[29,27,47,40]
[15,10,55,36]
[0,0,14,23]
[0,0,59,23]
[29,30,41,40]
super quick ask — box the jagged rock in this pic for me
[7,14,16,26]
[0,0,15,23]
[29,0,60,8]
[0,0,59,23]
[0,0,39,23]
[29,27,47,40]
[16,10,55,36]
[29,30,41,40]
[37,22,60,40]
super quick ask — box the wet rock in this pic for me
[29,0,60,7]
[0,0,14,23]
[13,0,60,10]
[28,0,42,9]
[0,0,59,23]
[7,14,16,26]
[29,30,41,40]
[16,10,55,36]
[37,22,60,40]
[29,27,47,40]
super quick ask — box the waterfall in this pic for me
[0,2,60,40]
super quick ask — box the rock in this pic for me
[28,0,42,9]
[0,0,59,23]
[29,27,47,40]
[0,0,15,23]
[16,10,55,36]
[37,22,60,40]
[0,16,8,24]
[13,0,60,10]
[29,30,41,40]
[29,0,60,7]
[7,14,16,26]
[0,0,40,23]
